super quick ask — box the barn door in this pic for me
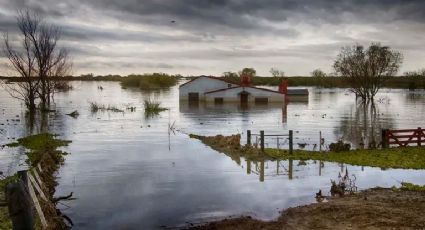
[240,92,249,104]
[188,92,199,102]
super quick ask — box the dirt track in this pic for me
[189,188,425,230]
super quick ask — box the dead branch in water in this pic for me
[53,192,74,204]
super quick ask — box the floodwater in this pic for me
[0,80,425,229]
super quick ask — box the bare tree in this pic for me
[270,68,285,77]
[2,13,40,111]
[334,43,402,102]
[28,12,70,109]
[4,10,71,110]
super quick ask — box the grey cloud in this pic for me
[0,0,425,75]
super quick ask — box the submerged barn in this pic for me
[179,75,307,104]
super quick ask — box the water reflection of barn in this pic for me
[179,75,308,104]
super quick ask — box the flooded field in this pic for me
[1,80,425,229]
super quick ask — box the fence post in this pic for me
[319,131,322,152]
[381,129,388,148]
[277,137,279,150]
[260,130,265,152]
[247,130,251,146]
[418,127,422,147]
[289,130,293,154]
[7,170,34,230]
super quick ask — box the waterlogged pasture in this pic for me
[0,80,424,229]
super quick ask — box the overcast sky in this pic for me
[0,0,424,76]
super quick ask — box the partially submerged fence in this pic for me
[247,130,293,153]
[382,127,425,148]
[6,164,49,230]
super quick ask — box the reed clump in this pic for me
[144,99,167,117]
[89,102,124,113]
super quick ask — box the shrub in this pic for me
[329,140,351,152]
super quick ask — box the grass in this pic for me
[0,175,17,230]
[120,73,179,90]
[89,102,124,113]
[6,133,71,166]
[144,99,168,117]
[266,146,425,169]
[400,182,425,191]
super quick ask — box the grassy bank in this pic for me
[190,134,425,169]
[5,133,71,229]
[266,147,425,169]
[120,73,179,89]
[188,187,425,230]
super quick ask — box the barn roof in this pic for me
[179,76,240,88]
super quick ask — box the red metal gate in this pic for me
[382,127,425,147]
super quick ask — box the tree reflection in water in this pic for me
[336,100,395,149]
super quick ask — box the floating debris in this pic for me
[66,110,80,118]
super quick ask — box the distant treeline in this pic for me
[0,73,182,90]
[220,76,425,89]
[120,73,180,89]
[2,74,425,89]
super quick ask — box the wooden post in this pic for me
[27,174,48,229]
[418,127,422,147]
[260,130,265,152]
[381,129,388,148]
[319,131,322,152]
[276,160,279,175]
[246,160,251,174]
[247,130,251,146]
[318,160,322,176]
[289,130,293,154]
[288,159,293,180]
[7,170,34,230]
[260,160,265,182]
[277,137,280,150]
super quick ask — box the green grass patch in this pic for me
[120,73,179,90]
[400,182,425,191]
[266,147,425,169]
[7,133,71,166]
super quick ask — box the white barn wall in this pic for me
[179,77,238,100]
[205,87,285,103]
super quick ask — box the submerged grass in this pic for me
[89,102,124,113]
[144,99,167,117]
[120,73,179,90]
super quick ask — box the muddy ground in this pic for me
[189,188,425,230]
